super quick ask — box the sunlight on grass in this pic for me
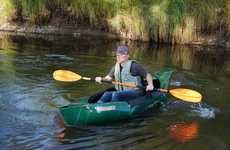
[173,16,196,44]
[0,0,14,23]
[109,7,149,41]
[1,0,229,43]
[149,1,169,42]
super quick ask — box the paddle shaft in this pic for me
[80,76,169,93]
[80,76,137,87]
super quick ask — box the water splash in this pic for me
[161,99,218,120]
[189,103,218,119]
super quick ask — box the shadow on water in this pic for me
[51,117,164,150]
[0,32,229,149]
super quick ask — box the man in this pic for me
[95,45,154,103]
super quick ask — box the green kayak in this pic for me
[58,70,173,127]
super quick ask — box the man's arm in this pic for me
[95,66,114,83]
[131,62,154,91]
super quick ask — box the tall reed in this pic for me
[2,0,229,43]
[0,0,14,23]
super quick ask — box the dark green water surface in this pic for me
[0,33,229,150]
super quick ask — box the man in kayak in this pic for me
[95,45,154,103]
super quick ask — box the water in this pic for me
[0,32,229,149]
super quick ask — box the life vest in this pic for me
[114,60,143,90]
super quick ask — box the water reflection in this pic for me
[168,122,199,143]
[0,32,230,149]
[54,120,161,150]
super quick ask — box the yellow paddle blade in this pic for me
[169,88,202,103]
[53,70,82,82]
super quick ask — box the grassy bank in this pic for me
[1,0,229,44]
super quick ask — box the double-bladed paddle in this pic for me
[53,70,202,103]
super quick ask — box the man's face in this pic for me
[116,53,129,64]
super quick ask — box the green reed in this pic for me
[1,0,229,43]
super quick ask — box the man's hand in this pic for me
[95,75,112,84]
[95,77,102,84]
[146,84,154,91]
[146,73,154,91]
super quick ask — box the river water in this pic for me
[0,33,229,150]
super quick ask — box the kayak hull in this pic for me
[58,70,173,127]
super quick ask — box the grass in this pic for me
[1,0,229,43]
[0,0,14,23]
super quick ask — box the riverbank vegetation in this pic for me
[1,0,229,44]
